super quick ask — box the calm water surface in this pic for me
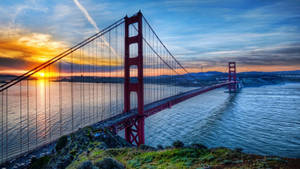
[145,83,300,158]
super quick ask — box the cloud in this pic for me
[0,26,124,76]
[181,44,300,71]
[0,28,67,72]
[73,0,99,32]
[1,0,300,74]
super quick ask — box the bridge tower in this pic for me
[124,11,145,145]
[228,62,237,92]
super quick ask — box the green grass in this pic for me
[66,147,225,168]
[65,146,294,169]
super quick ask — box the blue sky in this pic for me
[0,0,300,72]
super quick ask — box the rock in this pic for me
[165,146,172,149]
[30,155,36,159]
[235,148,243,152]
[28,156,50,169]
[95,158,125,169]
[172,140,184,148]
[190,143,207,149]
[157,144,164,150]
[55,136,68,152]
[77,161,95,169]
[138,144,156,151]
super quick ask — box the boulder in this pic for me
[95,158,125,169]
[77,160,95,169]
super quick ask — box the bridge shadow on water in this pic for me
[183,92,239,146]
[195,93,238,138]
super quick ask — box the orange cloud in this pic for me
[0,28,123,77]
[0,28,67,74]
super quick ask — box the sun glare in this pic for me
[35,72,45,78]
[37,56,49,62]
[39,72,45,77]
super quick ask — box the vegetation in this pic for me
[172,140,184,148]
[66,143,300,169]
[28,155,51,169]
[18,128,300,169]
[56,135,68,151]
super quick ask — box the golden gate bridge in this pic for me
[0,11,237,164]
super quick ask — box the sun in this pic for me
[38,72,45,77]
[33,72,46,79]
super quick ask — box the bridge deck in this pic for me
[93,82,233,131]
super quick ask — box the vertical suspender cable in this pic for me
[27,79,29,151]
[109,31,112,117]
[59,61,62,136]
[83,47,85,125]
[48,66,51,142]
[35,79,37,145]
[92,41,95,123]
[44,69,47,140]
[71,53,74,131]
[6,90,8,158]
[88,45,91,124]
[19,81,22,153]
[101,38,105,120]
[80,48,83,127]
[115,26,118,115]
[96,38,99,121]
[1,91,3,162]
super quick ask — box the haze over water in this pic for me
[145,83,300,158]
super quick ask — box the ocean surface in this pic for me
[145,83,300,158]
[1,82,300,162]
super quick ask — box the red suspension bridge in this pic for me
[0,11,237,164]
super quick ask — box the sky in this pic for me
[0,0,300,75]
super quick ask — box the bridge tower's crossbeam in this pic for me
[228,62,237,92]
[124,11,145,145]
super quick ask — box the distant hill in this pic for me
[239,70,300,75]
[0,74,18,83]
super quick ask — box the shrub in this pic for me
[28,155,50,169]
[56,135,68,151]
[157,144,164,150]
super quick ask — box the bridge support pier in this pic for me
[228,62,237,93]
[124,11,145,146]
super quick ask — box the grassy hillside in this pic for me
[23,127,300,169]
[65,145,300,169]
